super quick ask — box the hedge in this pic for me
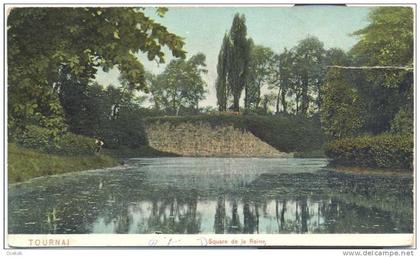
[325,134,413,170]
[15,125,96,155]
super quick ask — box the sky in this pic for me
[96,6,374,107]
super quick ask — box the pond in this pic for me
[8,158,413,234]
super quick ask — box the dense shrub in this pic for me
[146,113,325,152]
[390,107,413,135]
[15,125,53,152]
[54,133,96,155]
[99,106,149,149]
[325,134,413,169]
[15,125,96,155]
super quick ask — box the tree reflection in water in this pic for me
[8,158,413,234]
[214,195,226,234]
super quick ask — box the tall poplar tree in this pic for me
[227,13,251,112]
[215,33,230,111]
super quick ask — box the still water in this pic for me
[8,158,413,234]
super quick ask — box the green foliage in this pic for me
[390,107,413,135]
[146,113,247,129]
[149,53,207,115]
[15,125,53,153]
[292,36,326,115]
[226,13,251,111]
[244,114,324,152]
[8,143,117,183]
[352,7,413,69]
[325,134,413,170]
[215,33,230,112]
[324,48,349,66]
[146,113,324,153]
[55,133,97,155]
[58,74,150,149]
[259,93,278,115]
[345,6,414,135]
[268,37,331,116]
[15,125,96,155]
[246,43,275,110]
[269,48,294,114]
[321,8,414,170]
[8,7,186,136]
[101,105,149,149]
[320,69,365,139]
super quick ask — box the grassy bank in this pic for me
[8,143,119,184]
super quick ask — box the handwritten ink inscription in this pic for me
[148,237,267,246]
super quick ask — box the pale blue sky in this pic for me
[96,6,374,107]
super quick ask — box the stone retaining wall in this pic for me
[146,122,291,157]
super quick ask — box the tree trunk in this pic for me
[233,93,240,112]
[256,86,261,109]
[316,82,322,112]
[301,74,309,115]
[219,81,227,112]
[176,106,180,116]
[244,82,248,110]
[111,103,119,120]
[276,86,281,114]
[223,88,227,111]
[281,89,287,113]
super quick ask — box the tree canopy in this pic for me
[149,53,207,116]
[321,6,414,137]
[246,43,275,110]
[8,7,186,135]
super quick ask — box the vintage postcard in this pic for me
[4,2,416,249]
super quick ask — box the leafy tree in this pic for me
[246,43,275,110]
[8,7,186,136]
[226,13,251,112]
[291,36,325,116]
[324,48,349,66]
[319,48,350,111]
[57,67,101,136]
[100,104,148,149]
[260,93,278,114]
[149,54,207,115]
[270,48,294,114]
[320,70,365,139]
[57,73,148,149]
[215,33,231,112]
[349,6,414,134]
[351,7,413,70]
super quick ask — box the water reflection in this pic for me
[8,158,413,234]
